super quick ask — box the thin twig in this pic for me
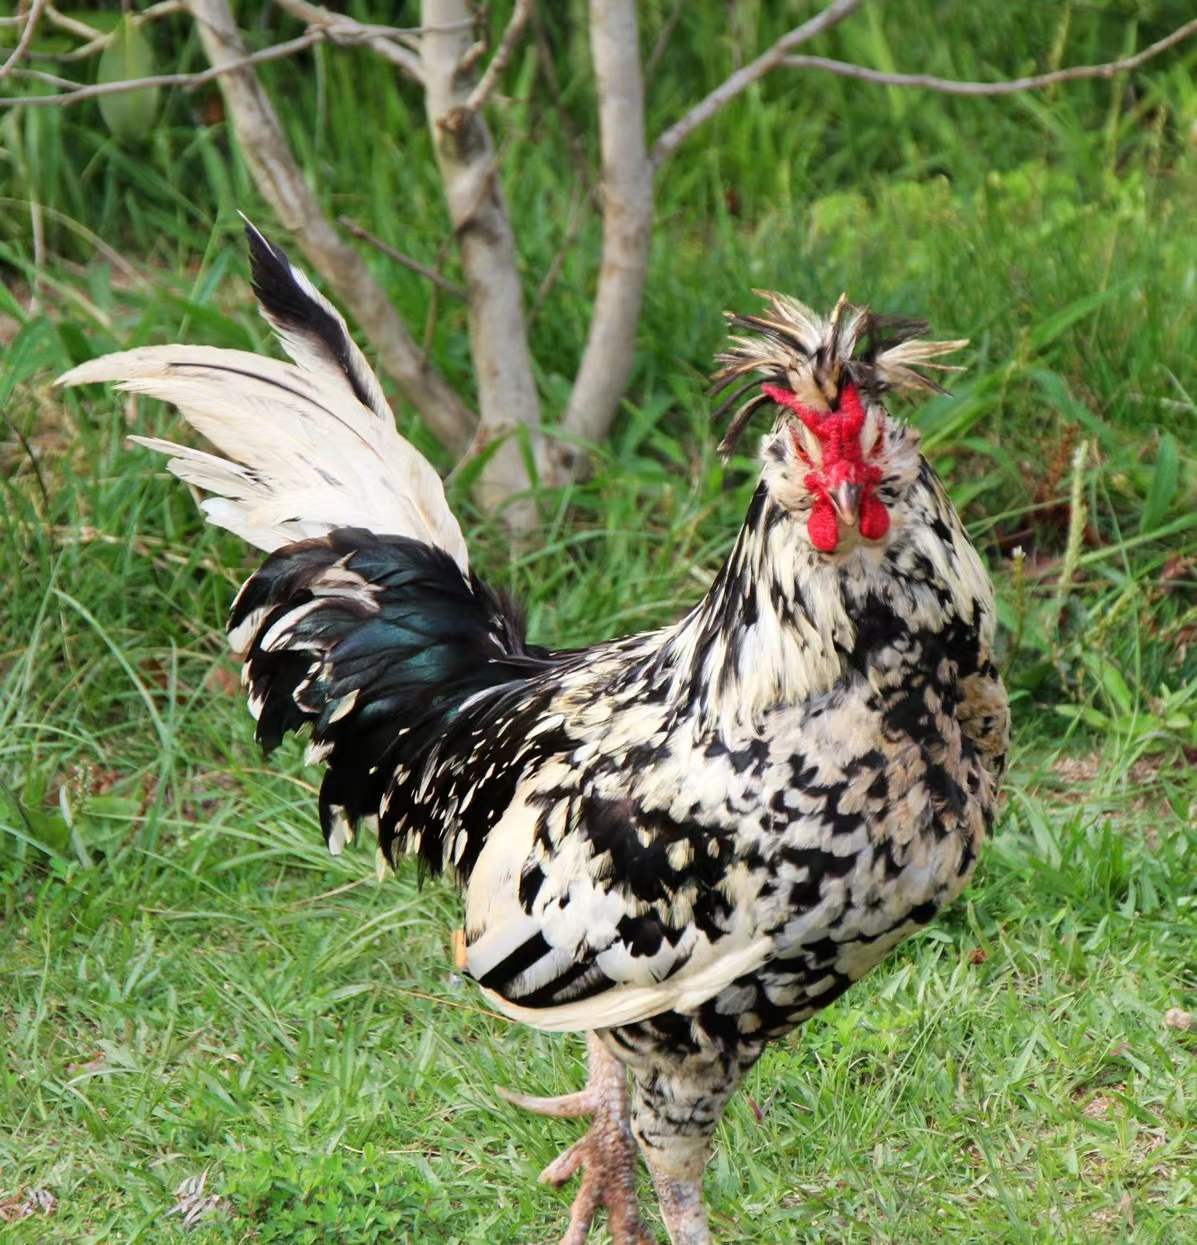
[8,423,51,513]
[42,4,103,41]
[0,29,325,108]
[783,20,1197,95]
[338,216,467,299]
[272,1,461,42]
[28,198,44,314]
[464,0,534,112]
[529,178,585,323]
[649,0,864,167]
[7,66,80,90]
[0,0,48,83]
[36,1,184,63]
[271,0,423,82]
[457,38,488,78]
[644,0,685,87]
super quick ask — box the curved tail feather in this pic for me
[57,223,468,570]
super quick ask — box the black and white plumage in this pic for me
[59,229,1008,1245]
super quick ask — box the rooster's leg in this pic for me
[497,1031,653,1245]
[625,1051,741,1245]
[640,1158,709,1245]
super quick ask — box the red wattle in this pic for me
[808,499,840,552]
[860,494,890,541]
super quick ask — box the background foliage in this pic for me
[2,1,1195,1241]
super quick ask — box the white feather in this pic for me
[478,934,774,1034]
[57,344,469,570]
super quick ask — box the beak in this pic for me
[831,482,862,527]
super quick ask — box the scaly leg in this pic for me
[497,1032,654,1245]
[627,1048,745,1245]
[640,1155,710,1245]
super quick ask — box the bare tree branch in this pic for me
[422,0,543,525]
[649,0,864,167]
[272,2,475,55]
[0,29,325,107]
[7,66,81,91]
[271,0,423,83]
[782,19,1197,95]
[464,0,534,112]
[186,0,477,454]
[552,0,651,480]
[0,0,448,102]
[0,0,47,83]
[270,1,448,43]
[36,2,184,63]
[42,4,105,41]
[339,217,467,300]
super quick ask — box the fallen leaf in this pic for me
[1051,754,1103,785]
[1119,1191,1134,1230]
[168,1171,229,1231]
[67,1050,107,1076]
[204,661,241,697]
[0,1188,57,1223]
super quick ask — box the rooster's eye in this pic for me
[791,421,822,465]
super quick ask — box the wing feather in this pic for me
[461,791,775,1034]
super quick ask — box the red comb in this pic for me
[761,383,867,462]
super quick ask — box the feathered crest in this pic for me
[709,292,967,456]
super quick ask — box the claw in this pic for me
[495,1084,598,1119]
[539,1136,586,1186]
[501,1033,656,1245]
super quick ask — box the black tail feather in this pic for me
[228,528,557,868]
[242,219,389,422]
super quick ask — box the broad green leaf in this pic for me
[1053,704,1111,731]
[1139,432,1179,535]
[1100,663,1134,716]
[97,17,160,143]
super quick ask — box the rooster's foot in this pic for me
[498,1032,654,1245]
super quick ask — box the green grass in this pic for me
[2,2,1197,1241]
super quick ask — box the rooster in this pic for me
[59,225,1009,1245]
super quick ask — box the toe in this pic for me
[539,1137,587,1187]
[497,1084,600,1118]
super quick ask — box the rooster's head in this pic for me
[710,293,966,554]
